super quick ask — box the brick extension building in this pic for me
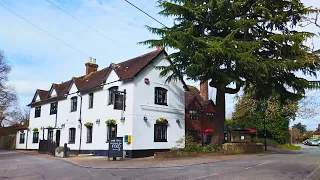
[185,82,215,144]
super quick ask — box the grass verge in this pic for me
[277,144,301,150]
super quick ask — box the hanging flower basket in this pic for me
[156,118,168,125]
[47,126,53,129]
[105,119,117,126]
[33,128,38,132]
[84,122,93,127]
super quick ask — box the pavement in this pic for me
[0,145,319,180]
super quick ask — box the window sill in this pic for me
[86,142,92,144]
[19,143,24,144]
[70,111,77,113]
[154,140,168,142]
[155,103,168,106]
[140,104,184,114]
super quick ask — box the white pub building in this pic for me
[16,48,186,158]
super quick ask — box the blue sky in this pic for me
[0,0,319,130]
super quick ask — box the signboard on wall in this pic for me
[108,137,123,158]
[114,94,124,110]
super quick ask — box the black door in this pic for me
[56,130,61,146]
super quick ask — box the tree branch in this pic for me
[225,83,242,94]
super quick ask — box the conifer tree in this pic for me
[141,0,320,144]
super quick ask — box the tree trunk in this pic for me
[211,85,226,144]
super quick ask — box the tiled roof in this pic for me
[37,90,49,100]
[185,85,215,112]
[113,48,164,80]
[29,49,168,107]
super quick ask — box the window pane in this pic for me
[154,124,168,142]
[87,127,92,143]
[19,133,25,144]
[155,87,168,105]
[69,128,76,143]
[108,87,118,105]
[107,125,117,142]
[35,106,41,118]
[89,93,94,108]
[71,97,77,112]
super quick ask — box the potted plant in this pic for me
[156,118,168,125]
[47,126,53,129]
[84,122,93,128]
[105,119,117,126]
[55,146,70,158]
[33,128,38,132]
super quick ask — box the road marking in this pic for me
[185,173,218,180]
[245,161,272,170]
[303,164,320,180]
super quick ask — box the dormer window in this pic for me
[71,97,78,112]
[89,93,94,109]
[50,102,58,115]
[35,106,41,118]
[155,87,168,105]
[108,86,118,105]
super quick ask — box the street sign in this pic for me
[108,137,123,159]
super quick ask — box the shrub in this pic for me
[32,128,38,132]
[55,146,64,153]
[84,122,93,127]
[55,146,70,153]
[47,126,53,129]
[156,118,168,125]
[105,119,116,126]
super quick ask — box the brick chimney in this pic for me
[200,81,209,100]
[318,124,320,131]
[85,57,98,75]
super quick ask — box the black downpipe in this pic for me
[78,94,83,155]
[54,102,58,128]
[26,130,28,150]
[42,128,44,140]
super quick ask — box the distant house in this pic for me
[16,48,186,158]
[185,82,215,144]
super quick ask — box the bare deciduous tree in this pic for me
[0,50,18,127]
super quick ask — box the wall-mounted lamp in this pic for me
[40,127,44,130]
[176,118,180,124]
[96,119,100,125]
[143,116,148,122]
[78,124,81,129]
[61,124,65,128]
[120,117,125,121]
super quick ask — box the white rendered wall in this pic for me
[131,53,185,150]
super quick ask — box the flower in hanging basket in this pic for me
[105,119,117,126]
[156,118,168,125]
[84,122,93,127]
[33,128,38,132]
[47,126,53,129]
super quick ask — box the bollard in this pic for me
[63,143,67,158]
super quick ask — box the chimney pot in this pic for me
[200,81,209,100]
[85,59,98,75]
[93,58,96,64]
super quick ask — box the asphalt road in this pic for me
[0,145,320,180]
